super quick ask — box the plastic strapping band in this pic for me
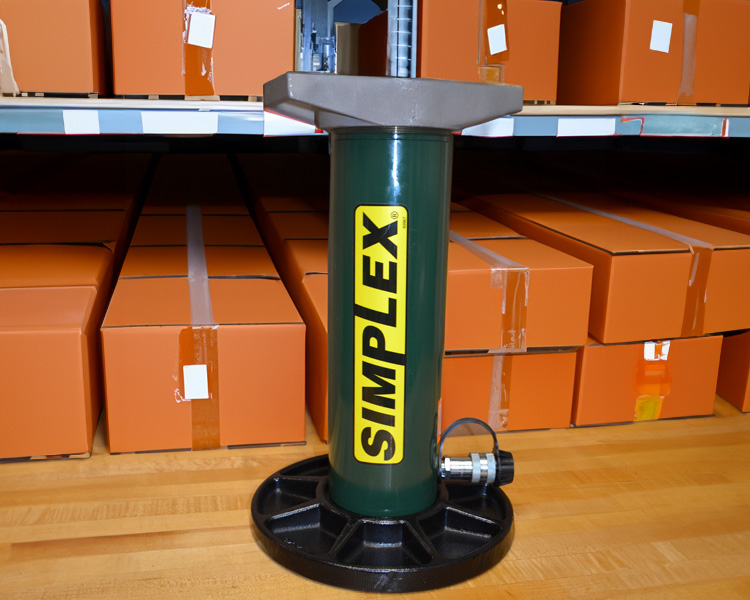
[679,0,699,103]
[0,19,19,96]
[183,1,216,96]
[450,230,528,352]
[181,204,220,450]
[533,192,712,338]
[487,353,511,431]
[187,204,214,325]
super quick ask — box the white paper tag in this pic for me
[644,340,671,362]
[187,12,216,49]
[183,364,209,400]
[487,24,508,56]
[650,20,672,53]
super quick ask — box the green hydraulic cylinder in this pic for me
[328,127,453,516]
[263,73,523,518]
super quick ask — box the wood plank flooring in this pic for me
[1,399,749,599]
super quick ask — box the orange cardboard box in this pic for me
[543,191,750,335]
[418,0,561,102]
[441,350,578,432]
[102,218,305,452]
[0,0,104,94]
[446,236,593,350]
[0,245,113,459]
[678,0,750,105]
[717,330,750,412]
[110,0,294,96]
[573,335,722,425]
[464,193,694,344]
[557,0,684,104]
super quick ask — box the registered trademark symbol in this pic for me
[390,211,398,220]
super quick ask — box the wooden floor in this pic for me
[1,399,749,599]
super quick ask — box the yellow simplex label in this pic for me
[353,205,408,465]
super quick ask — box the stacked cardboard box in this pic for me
[0,154,150,459]
[419,0,562,103]
[441,206,593,433]
[101,156,305,452]
[609,192,750,413]
[557,0,750,105]
[110,0,294,97]
[464,191,729,425]
[0,0,105,95]
[717,330,750,412]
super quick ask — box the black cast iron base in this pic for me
[251,455,514,593]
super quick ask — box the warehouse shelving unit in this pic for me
[2,97,750,138]
[2,87,750,598]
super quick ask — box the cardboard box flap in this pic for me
[476,238,593,270]
[131,214,262,247]
[287,239,329,277]
[0,245,112,288]
[210,279,302,325]
[559,191,750,249]
[205,246,278,278]
[474,193,690,254]
[119,246,188,277]
[103,278,192,327]
[202,215,262,245]
[121,246,279,279]
[448,240,502,272]
[0,210,127,245]
[449,211,523,239]
[104,277,301,327]
[0,286,97,329]
[130,215,187,246]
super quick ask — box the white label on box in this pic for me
[187,12,216,49]
[487,24,508,55]
[644,340,671,362]
[650,20,672,53]
[557,117,616,137]
[63,110,100,135]
[183,364,209,400]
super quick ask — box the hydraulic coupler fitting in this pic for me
[439,418,514,487]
